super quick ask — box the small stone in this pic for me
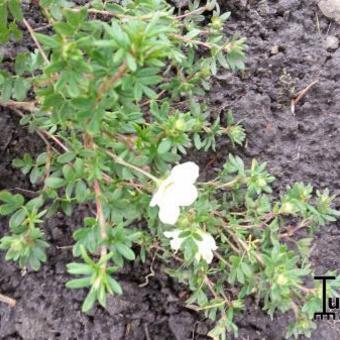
[324,35,339,50]
[271,45,280,55]
[318,0,340,24]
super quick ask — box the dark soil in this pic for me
[1,0,340,339]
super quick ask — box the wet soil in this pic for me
[1,0,340,339]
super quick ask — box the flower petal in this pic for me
[173,183,198,207]
[195,232,217,264]
[158,204,180,225]
[164,230,181,239]
[201,247,214,263]
[150,177,173,207]
[170,162,199,184]
[203,233,217,251]
[150,189,161,207]
[164,229,184,251]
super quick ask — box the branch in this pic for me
[106,150,159,183]
[279,219,310,238]
[224,228,265,267]
[97,62,127,101]
[9,108,68,153]
[0,99,37,112]
[171,33,212,49]
[175,6,207,19]
[84,134,108,259]
[291,79,319,114]
[23,18,50,65]
[94,180,108,258]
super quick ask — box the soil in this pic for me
[1,0,340,339]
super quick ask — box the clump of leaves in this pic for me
[0,1,338,339]
[0,0,23,43]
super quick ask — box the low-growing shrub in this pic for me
[0,1,339,338]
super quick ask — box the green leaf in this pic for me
[98,284,106,307]
[116,243,135,260]
[15,52,28,75]
[45,177,65,189]
[62,164,74,181]
[0,191,24,215]
[75,180,87,202]
[12,77,31,101]
[67,262,93,275]
[57,152,75,164]
[193,133,202,149]
[30,167,42,184]
[9,208,26,229]
[0,203,18,215]
[53,22,75,36]
[157,138,171,154]
[1,77,13,101]
[64,8,87,27]
[241,262,252,277]
[107,275,122,295]
[36,152,48,165]
[35,33,59,49]
[126,54,137,72]
[8,0,22,21]
[0,191,16,203]
[26,196,44,210]
[82,287,97,313]
[66,277,92,289]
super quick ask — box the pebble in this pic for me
[318,0,340,24]
[324,35,339,50]
[271,45,280,55]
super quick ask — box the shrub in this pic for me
[0,1,338,338]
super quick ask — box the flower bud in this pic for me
[174,118,186,131]
[277,274,288,285]
[280,202,295,214]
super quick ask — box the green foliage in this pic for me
[0,1,338,339]
[0,0,23,43]
[0,192,48,270]
[66,246,122,312]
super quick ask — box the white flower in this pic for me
[164,229,183,251]
[150,162,199,225]
[194,231,217,264]
[164,229,217,264]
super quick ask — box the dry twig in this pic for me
[23,18,50,64]
[291,79,319,114]
[0,293,16,307]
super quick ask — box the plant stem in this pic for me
[84,134,108,261]
[214,250,232,269]
[279,219,310,238]
[218,176,241,189]
[97,63,127,101]
[72,7,157,20]
[106,151,160,183]
[171,33,212,49]
[94,180,107,259]
[205,276,231,307]
[224,228,265,267]
[23,18,50,65]
[0,99,37,112]
[175,6,207,19]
